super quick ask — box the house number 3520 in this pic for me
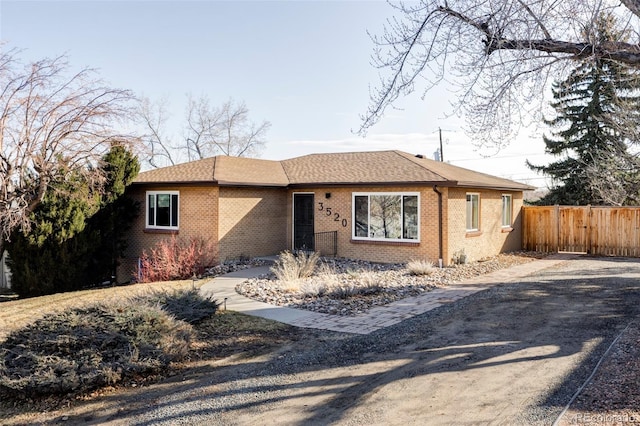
[318,202,348,227]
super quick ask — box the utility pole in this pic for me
[438,128,444,162]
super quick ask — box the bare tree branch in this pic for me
[0,49,139,243]
[622,0,640,18]
[185,96,270,158]
[138,95,270,167]
[137,96,176,168]
[361,0,640,147]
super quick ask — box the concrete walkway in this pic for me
[199,253,574,335]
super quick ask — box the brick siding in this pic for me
[286,186,441,264]
[218,187,288,261]
[118,185,219,283]
[445,188,523,264]
[120,183,525,281]
[286,186,523,266]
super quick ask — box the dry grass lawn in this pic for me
[0,286,301,425]
[0,279,202,342]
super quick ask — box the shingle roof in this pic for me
[213,156,289,186]
[280,151,533,190]
[280,151,450,185]
[133,150,533,191]
[133,156,288,187]
[394,151,534,190]
[134,157,216,184]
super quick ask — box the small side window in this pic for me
[146,191,179,230]
[466,193,479,231]
[502,194,512,227]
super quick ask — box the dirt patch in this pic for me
[3,256,640,425]
[557,321,640,425]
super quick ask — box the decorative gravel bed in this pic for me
[236,252,545,316]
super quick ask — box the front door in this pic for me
[293,194,314,251]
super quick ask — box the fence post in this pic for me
[554,205,560,252]
[586,205,592,254]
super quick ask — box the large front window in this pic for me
[147,191,179,229]
[353,193,419,241]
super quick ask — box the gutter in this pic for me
[432,185,444,268]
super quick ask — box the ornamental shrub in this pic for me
[406,259,436,276]
[270,251,320,290]
[0,302,190,398]
[133,287,220,324]
[136,236,218,283]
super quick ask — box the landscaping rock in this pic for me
[236,252,544,316]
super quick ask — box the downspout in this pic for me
[432,185,444,268]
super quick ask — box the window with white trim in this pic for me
[353,193,419,241]
[146,191,179,229]
[502,194,512,227]
[466,193,480,231]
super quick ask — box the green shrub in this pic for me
[137,236,218,283]
[270,251,320,288]
[0,288,218,400]
[6,145,140,298]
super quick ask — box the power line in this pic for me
[449,153,548,162]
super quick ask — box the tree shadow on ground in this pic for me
[17,257,640,425]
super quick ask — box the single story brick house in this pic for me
[120,150,533,282]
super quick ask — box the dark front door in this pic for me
[293,194,314,251]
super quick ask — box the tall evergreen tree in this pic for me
[6,144,139,297]
[528,13,640,206]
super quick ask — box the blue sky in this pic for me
[0,0,552,186]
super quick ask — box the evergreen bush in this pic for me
[6,145,140,297]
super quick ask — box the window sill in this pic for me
[501,227,514,233]
[465,231,482,238]
[144,228,179,235]
[350,239,420,247]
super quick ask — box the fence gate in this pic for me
[558,207,589,253]
[523,205,640,257]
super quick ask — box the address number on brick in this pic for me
[318,202,348,227]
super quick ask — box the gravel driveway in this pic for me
[27,256,640,425]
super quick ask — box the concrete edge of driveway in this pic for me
[199,253,576,335]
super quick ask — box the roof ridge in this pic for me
[279,158,293,184]
[212,155,218,182]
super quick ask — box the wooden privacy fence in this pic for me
[523,205,640,257]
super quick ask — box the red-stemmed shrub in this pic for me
[136,236,218,283]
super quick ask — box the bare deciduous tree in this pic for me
[137,95,270,168]
[0,49,138,244]
[188,96,270,158]
[362,0,640,147]
[586,151,640,205]
[138,96,175,168]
